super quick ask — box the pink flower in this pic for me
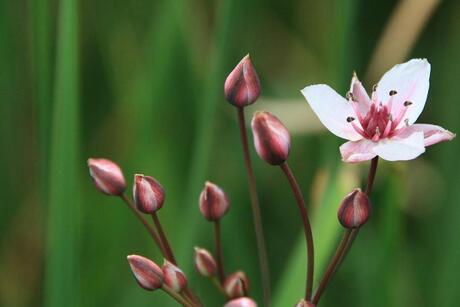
[301,59,455,162]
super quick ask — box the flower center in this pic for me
[346,89,412,141]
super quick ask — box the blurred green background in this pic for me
[1,0,460,306]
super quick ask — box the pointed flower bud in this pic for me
[224,297,258,307]
[199,181,230,221]
[194,247,218,277]
[337,188,371,229]
[87,158,126,195]
[223,271,249,299]
[127,255,163,291]
[225,54,261,108]
[162,259,187,292]
[295,299,315,307]
[251,111,291,165]
[133,174,165,214]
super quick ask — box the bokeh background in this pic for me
[1,0,460,306]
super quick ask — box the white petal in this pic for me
[402,124,456,146]
[339,139,377,163]
[301,84,362,141]
[350,73,371,115]
[376,59,430,125]
[373,131,426,161]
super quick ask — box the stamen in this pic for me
[404,118,410,126]
[382,120,392,138]
[404,101,413,107]
[372,127,381,141]
[346,91,354,101]
[351,122,367,137]
[346,116,355,123]
[372,84,377,92]
[389,90,397,96]
[350,101,364,124]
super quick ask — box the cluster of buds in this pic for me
[85,53,402,307]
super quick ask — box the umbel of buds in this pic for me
[162,260,187,292]
[337,188,371,229]
[295,299,316,307]
[224,297,258,307]
[127,255,163,291]
[224,54,261,108]
[133,174,165,214]
[199,181,230,221]
[251,111,291,165]
[223,271,249,299]
[87,158,126,195]
[194,247,218,277]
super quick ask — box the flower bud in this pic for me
[199,181,230,221]
[133,174,165,214]
[194,247,218,277]
[225,54,261,108]
[224,297,258,307]
[337,188,371,229]
[251,111,291,165]
[87,158,126,195]
[295,299,315,307]
[127,255,163,291]
[223,271,249,299]
[162,259,187,292]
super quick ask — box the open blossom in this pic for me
[302,59,455,162]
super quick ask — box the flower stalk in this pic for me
[151,212,177,265]
[236,106,271,306]
[280,162,314,301]
[214,220,226,283]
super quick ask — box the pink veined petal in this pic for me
[301,84,363,141]
[400,124,456,146]
[376,59,430,127]
[373,131,426,161]
[350,73,371,115]
[339,139,377,163]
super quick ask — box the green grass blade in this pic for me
[44,0,80,306]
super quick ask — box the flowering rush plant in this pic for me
[87,56,454,306]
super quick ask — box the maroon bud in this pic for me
[194,247,218,277]
[162,259,187,292]
[224,297,258,307]
[251,111,291,165]
[199,181,230,221]
[127,255,163,291]
[295,299,315,307]
[337,188,371,229]
[223,271,249,299]
[87,158,126,195]
[225,54,261,107]
[133,174,165,214]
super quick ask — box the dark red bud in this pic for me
[87,158,126,195]
[225,54,261,107]
[127,255,163,291]
[251,111,291,165]
[223,271,249,299]
[224,297,258,307]
[133,174,165,214]
[194,247,218,277]
[199,181,230,221]
[162,259,187,292]
[337,188,371,228]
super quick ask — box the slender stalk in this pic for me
[211,276,227,297]
[214,221,225,283]
[162,285,196,307]
[312,157,379,305]
[119,194,165,254]
[151,212,177,265]
[236,107,271,305]
[312,230,352,304]
[280,162,314,301]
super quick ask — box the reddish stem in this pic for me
[214,221,225,283]
[280,162,314,301]
[151,212,177,265]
